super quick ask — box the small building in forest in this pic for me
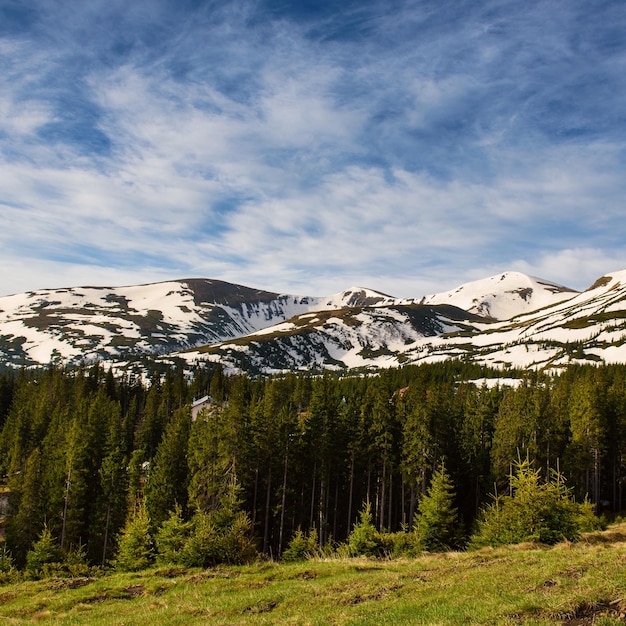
[191,395,213,420]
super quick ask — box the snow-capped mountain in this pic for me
[3,269,626,375]
[420,271,577,320]
[0,279,393,368]
[182,303,485,374]
[175,270,626,374]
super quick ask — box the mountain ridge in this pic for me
[2,270,626,375]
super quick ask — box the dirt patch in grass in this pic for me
[82,584,146,604]
[556,598,626,624]
[183,568,238,584]
[242,599,278,614]
[580,522,626,546]
[341,583,404,606]
[581,530,626,545]
[153,567,189,578]
[0,590,19,603]
[44,577,96,590]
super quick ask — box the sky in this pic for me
[2,0,626,299]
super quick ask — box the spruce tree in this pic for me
[25,524,63,579]
[413,461,460,551]
[346,501,384,557]
[155,504,191,566]
[145,406,191,530]
[115,500,154,572]
[469,457,601,548]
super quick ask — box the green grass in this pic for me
[2,526,626,624]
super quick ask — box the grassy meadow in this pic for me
[1,525,626,625]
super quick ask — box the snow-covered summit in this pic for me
[421,271,577,320]
[317,287,395,309]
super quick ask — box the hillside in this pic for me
[420,271,576,319]
[180,271,626,374]
[3,269,626,375]
[1,528,626,624]
[0,279,392,369]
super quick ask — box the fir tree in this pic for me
[346,501,385,557]
[115,501,154,572]
[470,457,601,548]
[413,461,460,551]
[154,504,192,566]
[145,406,191,530]
[25,525,63,579]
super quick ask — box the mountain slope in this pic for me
[420,271,577,320]
[176,271,626,374]
[4,270,626,375]
[182,303,485,374]
[0,279,393,367]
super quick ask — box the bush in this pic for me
[0,544,15,573]
[180,508,256,568]
[62,542,92,578]
[115,502,154,572]
[470,458,602,548]
[0,544,19,583]
[25,525,63,579]
[385,527,421,558]
[282,528,320,562]
[345,502,386,558]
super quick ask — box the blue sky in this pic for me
[2,0,626,298]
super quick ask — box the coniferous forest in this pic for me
[0,361,625,572]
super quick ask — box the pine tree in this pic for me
[154,504,191,566]
[115,500,154,572]
[400,385,433,522]
[413,461,460,551]
[345,501,385,557]
[25,524,63,579]
[181,481,256,567]
[469,457,601,548]
[145,406,191,530]
[567,373,606,504]
[6,447,45,566]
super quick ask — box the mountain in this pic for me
[0,279,393,369]
[182,303,486,374]
[3,269,626,375]
[419,271,577,319]
[182,270,626,374]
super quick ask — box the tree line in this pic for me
[0,360,624,569]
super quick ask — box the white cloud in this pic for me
[510,249,626,292]
[1,0,626,301]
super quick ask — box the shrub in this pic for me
[345,502,386,558]
[25,525,63,579]
[63,542,91,578]
[282,528,320,562]
[180,509,256,568]
[0,544,19,583]
[386,526,421,558]
[0,544,15,574]
[115,502,154,572]
[470,458,601,548]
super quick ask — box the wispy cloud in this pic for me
[1,0,626,298]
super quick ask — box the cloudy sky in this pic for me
[2,0,626,298]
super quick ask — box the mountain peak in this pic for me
[422,271,577,320]
[322,287,395,308]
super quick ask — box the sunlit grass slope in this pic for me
[1,525,626,625]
